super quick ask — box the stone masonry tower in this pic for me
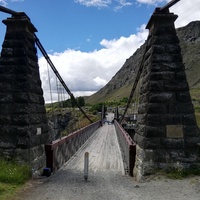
[0,13,51,174]
[134,8,200,180]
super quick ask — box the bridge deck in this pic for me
[14,122,200,200]
[64,123,124,174]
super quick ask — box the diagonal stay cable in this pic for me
[34,34,93,123]
[119,0,181,124]
[0,1,182,125]
[0,5,93,123]
[119,42,149,124]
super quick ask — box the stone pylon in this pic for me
[134,8,200,181]
[0,13,51,174]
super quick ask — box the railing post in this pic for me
[129,145,136,177]
[45,144,54,172]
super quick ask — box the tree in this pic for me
[77,96,85,107]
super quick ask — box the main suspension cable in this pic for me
[34,35,93,123]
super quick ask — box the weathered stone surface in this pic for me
[0,15,50,174]
[135,124,146,136]
[149,92,175,103]
[149,81,164,92]
[176,103,195,114]
[151,62,183,72]
[134,134,160,149]
[184,137,200,149]
[0,115,12,124]
[183,125,200,137]
[146,114,161,126]
[153,26,177,36]
[140,81,150,94]
[147,103,167,114]
[161,138,184,149]
[136,113,146,124]
[152,53,182,63]
[182,114,197,125]
[145,125,166,138]
[150,71,175,81]
[164,80,189,91]
[138,103,148,114]
[151,35,179,46]
[139,93,149,104]
[134,10,200,180]
[176,91,192,102]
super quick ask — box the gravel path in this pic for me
[14,117,200,200]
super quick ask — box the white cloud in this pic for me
[39,0,200,103]
[114,0,132,11]
[75,0,111,8]
[86,38,91,42]
[135,0,200,28]
[136,0,200,28]
[170,0,200,28]
[0,0,24,6]
[136,0,168,5]
[11,0,24,2]
[75,0,132,10]
[0,0,7,6]
[93,76,108,86]
[39,25,148,102]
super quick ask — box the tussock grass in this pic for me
[0,159,31,185]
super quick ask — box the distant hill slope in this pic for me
[86,21,200,104]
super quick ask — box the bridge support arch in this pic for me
[134,8,200,180]
[0,14,51,175]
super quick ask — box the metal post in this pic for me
[84,152,89,181]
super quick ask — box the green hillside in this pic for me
[86,21,200,105]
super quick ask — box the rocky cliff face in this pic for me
[86,21,200,104]
[178,21,200,88]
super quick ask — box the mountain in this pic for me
[86,21,200,104]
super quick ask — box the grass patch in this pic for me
[0,159,31,200]
[162,167,200,179]
[195,112,200,128]
[0,183,21,200]
[0,159,31,185]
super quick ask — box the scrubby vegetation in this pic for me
[46,97,102,137]
[160,167,200,179]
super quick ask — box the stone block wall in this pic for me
[0,14,51,175]
[134,10,200,181]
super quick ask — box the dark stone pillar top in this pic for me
[146,8,178,33]
[2,12,37,35]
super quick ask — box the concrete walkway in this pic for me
[14,120,200,200]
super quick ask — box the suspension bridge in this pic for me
[0,1,200,198]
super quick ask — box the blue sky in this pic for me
[0,0,154,52]
[0,0,200,102]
